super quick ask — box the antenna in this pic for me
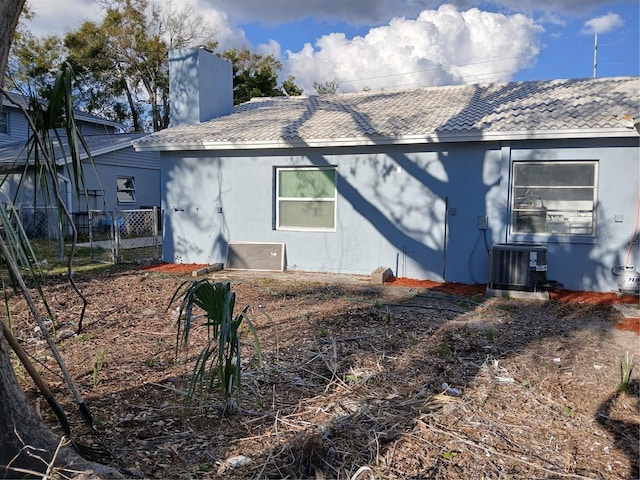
[593,32,598,78]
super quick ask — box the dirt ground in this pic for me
[5,263,640,479]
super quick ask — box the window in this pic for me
[0,112,8,134]
[276,167,336,231]
[116,176,136,203]
[511,161,597,237]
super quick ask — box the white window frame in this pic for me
[509,160,598,240]
[275,166,337,232]
[116,176,136,204]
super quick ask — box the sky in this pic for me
[26,0,640,95]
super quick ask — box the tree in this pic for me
[282,75,303,97]
[0,3,121,477]
[8,1,302,133]
[221,48,301,104]
[65,20,142,129]
[0,0,26,86]
[314,78,340,95]
[93,0,218,131]
[5,29,65,99]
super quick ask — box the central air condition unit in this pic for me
[488,244,548,292]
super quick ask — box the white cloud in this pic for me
[25,0,249,52]
[285,5,544,94]
[581,12,624,34]
[196,7,249,51]
[26,0,104,37]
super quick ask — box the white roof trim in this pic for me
[54,140,136,165]
[133,128,638,152]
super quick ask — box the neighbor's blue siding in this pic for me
[79,147,161,212]
[160,137,639,292]
[0,109,30,145]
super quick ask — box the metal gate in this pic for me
[88,208,162,263]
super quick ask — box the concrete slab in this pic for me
[613,303,640,319]
[485,288,550,301]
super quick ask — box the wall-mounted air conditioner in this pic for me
[488,244,548,292]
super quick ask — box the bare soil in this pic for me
[5,263,639,479]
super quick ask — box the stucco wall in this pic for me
[160,137,639,292]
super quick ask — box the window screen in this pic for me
[511,161,597,236]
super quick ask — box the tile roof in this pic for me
[134,77,640,150]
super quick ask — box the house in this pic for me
[0,93,160,237]
[133,48,639,293]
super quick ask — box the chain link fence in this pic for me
[2,204,162,264]
[17,205,65,239]
[88,208,162,263]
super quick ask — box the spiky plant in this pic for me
[618,352,634,394]
[170,279,264,414]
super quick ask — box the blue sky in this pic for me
[27,0,640,94]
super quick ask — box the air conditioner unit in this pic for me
[488,244,548,292]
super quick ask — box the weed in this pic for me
[92,350,106,387]
[77,333,91,341]
[485,326,495,343]
[618,352,634,393]
[442,451,458,460]
[436,343,453,359]
[345,373,359,384]
[335,316,346,327]
[145,358,156,367]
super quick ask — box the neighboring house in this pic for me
[134,48,639,293]
[0,93,160,236]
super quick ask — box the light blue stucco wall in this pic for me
[160,137,639,293]
[507,139,640,292]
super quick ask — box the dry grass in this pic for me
[5,267,639,479]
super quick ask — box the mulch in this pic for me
[8,264,639,479]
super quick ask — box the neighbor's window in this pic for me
[0,112,8,134]
[511,161,597,237]
[116,176,136,203]
[276,167,336,231]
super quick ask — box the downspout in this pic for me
[442,196,448,281]
[501,144,512,243]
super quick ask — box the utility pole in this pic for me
[593,32,598,78]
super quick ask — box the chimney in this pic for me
[168,48,233,127]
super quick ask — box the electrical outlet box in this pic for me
[477,216,488,230]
